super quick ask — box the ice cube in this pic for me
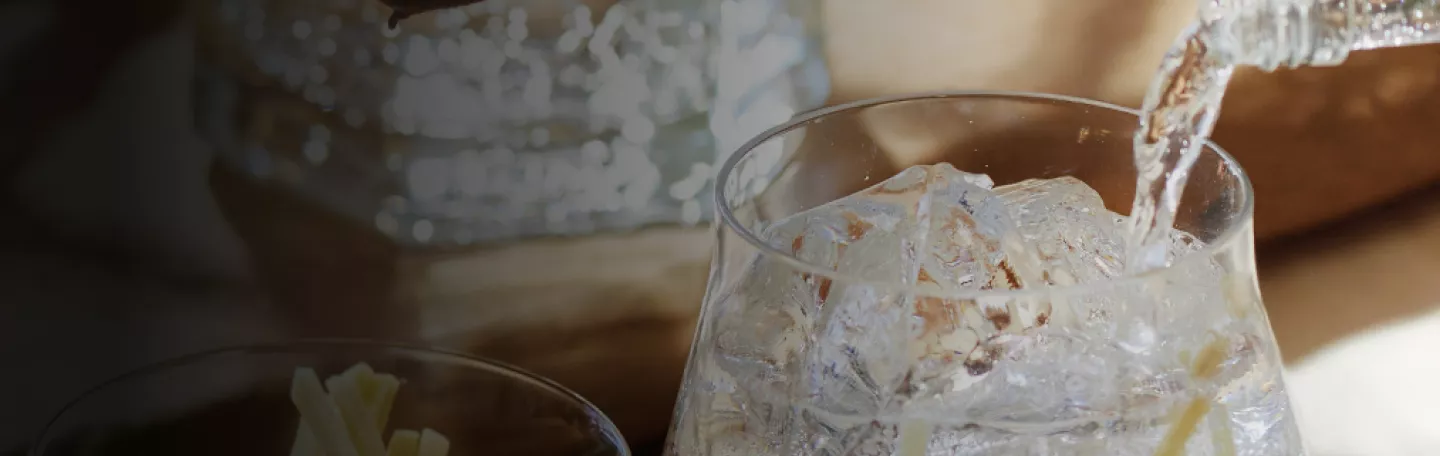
[911,164,1044,292]
[729,164,1035,420]
[767,163,1040,293]
[692,164,1241,455]
[765,164,924,287]
[996,176,1128,286]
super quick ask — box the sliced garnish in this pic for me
[291,368,361,456]
[290,364,442,456]
[416,428,451,456]
[326,374,388,456]
[387,429,421,456]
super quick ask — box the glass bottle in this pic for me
[1201,0,1440,70]
[193,0,829,248]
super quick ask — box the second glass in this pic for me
[32,340,629,456]
[665,92,1303,455]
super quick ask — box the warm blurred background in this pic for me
[5,0,1440,454]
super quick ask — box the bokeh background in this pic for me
[4,0,1440,454]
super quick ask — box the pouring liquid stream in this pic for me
[1125,25,1233,273]
[1122,0,1440,452]
[1126,0,1440,273]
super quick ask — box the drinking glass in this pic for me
[31,340,629,456]
[665,92,1303,455]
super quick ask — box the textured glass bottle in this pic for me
[1199,0,1440,69]
[194,0,828,247]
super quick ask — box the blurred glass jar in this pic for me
[194,0,828,247]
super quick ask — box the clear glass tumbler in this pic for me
[31,340,629,456]
[665,92,1303,455]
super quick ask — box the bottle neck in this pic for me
[1203,0,1440,70]
[1199,0,1356,70]
[1343,0,1440,51]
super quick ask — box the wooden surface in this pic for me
[209,164,706,450]
[1260,182,1440,364]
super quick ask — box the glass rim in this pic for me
[29,338,630,456]
[714,90,1255,300]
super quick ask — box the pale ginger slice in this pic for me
[361,374,401,429]
[326,373,389,456]
[416,428,451,456]
[1154,336,1232,456]
[291,368,361,456]
[293,364,386,456]
[291,364,440,456]
[387,430,421,456]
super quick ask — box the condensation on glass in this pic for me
[194,0,828,246]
